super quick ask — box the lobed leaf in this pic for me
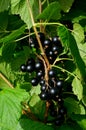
[72,78,83,100]
[37,2,61,21]
[0,25,26,43]
[58,0,74,12]
[58,25,86,81]
[0,0,10,12]
[0,88,29,130]
[11,0,39,29]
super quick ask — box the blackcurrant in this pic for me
[26,64,34,73]
[39,92,48,100]
[56,80,63,90]
[52,45,59,55]
[52,36,61,45]
[20,64,26,72]
[40,79,45,86]
[48,69,56,78]
[36,70,44,79]
[35,61,44,71]
[43,39,51,48]
[41,84,46,91]
[49,87,58,97]
[31,78,39,86]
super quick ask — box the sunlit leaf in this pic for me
[58,0,74,12]
[37,2,61,20]
[0,0,10,12]
[72,78,83,100]
[0,88,29,130]
[11,0,39,29]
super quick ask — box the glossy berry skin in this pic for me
[36,70,44,79]
[52,36,61,45]
[41,84,46,91]
[35,61,43,71]
[39,92,48,100]
[31,78,39,86]
[20,64,26,72]
[43,39,51,48]
[26,64,34,73]
[40,79,45,86]
[48,69,56,78]
[56,80,63,90]
[49,87,58,97]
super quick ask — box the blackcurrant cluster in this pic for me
[20,32,66,126]
[29,32,63,64]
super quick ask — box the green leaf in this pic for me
[0,25,26,43]
[72,78,83,100]
[71,114,86,130]
[58,25,86,80]
[11,0,39,29]
[0,88,29,130]
[0,62,17,86]
[58,25,69,51]
[30,85,41,96]
[2,42,16,62]
[0,11,8,31]
[37,2,61,21]
[73,23,85,44]
[0,0,10,12]
[64,97,81,114]
[58,124,81,130]
[16,119,54,130]
[58,0,74,12]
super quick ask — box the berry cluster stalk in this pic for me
[27,0,50,80]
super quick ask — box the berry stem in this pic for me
[44,101,50,123]
[0,72,14,88]
[27,0,50,79]
[39,0,45,32]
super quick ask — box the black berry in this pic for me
[20,64,26,72]
[31,78,39,86]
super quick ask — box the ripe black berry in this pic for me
[49,87,58,97]
[36,70,44,79]
[26,64,34,73]
[35,61,44,71]
[31,78,39,86]
[20,64,26,72]
[48,69,56,78]
[39,92,48,100]
[43,39,51,48]
[41,84,46,91]
[52,36,61,45]
[56,80,63,90]
[40,79,45,86]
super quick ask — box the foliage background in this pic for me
[0,0,86,130]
